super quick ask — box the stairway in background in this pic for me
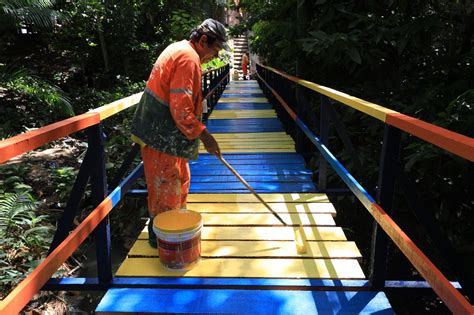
[233,35,248,79]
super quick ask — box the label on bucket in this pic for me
[158,234,201,270]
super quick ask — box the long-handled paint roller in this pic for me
[217,154,307,254]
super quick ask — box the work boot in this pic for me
[148,218,157,248]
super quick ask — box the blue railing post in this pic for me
[88,123,112,283]
[318,96,331,191]
[369,124,401,289]
[48,151,93,254]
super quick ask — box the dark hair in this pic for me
[189,29,217,46]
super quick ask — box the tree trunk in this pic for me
[98,27,110,73]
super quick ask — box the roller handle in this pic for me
[217,155,287,226]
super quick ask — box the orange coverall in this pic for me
[132,40,205,217]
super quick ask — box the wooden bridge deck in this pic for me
[96,80,393,314]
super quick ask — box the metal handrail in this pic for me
[0,65,230,314]
[256,64,473,314]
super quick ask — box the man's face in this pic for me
[198,35,221,64]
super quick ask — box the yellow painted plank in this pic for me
[140,226,348,241]
[187,202,336,215]
[228,81,259,84]
[212,110,275,114]
[209,110,277,120]
[209,113,277,119]
[128,240,361,259]
[202,140,294,145]
[199,144,295,149]
[212,138,294,143]
[199,148,296,153]
[227,82,259,85]
[225,86,260,89]
[188,193,330,203]
[218,98,268,103]
[116,257,365,279]
[203,140,294,145]
[198,213,335,226]
[212,132,288,138]
[209,115,276,119]
[223,89,263,94]
[213,138,294,142]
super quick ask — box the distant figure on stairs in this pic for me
[241,52,249,80]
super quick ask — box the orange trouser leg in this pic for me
[141,146,190,217]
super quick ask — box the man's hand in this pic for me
[199,129,221,156]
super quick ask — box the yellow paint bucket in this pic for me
[153,210,203,270]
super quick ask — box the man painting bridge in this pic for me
[131,19,229,248]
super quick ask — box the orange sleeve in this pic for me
[169,56,206,140]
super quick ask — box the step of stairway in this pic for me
[96,288,394,314]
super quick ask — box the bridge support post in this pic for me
[369,125,401,289]
[318,96,331,191]
[88,123,112,283]
[295,0,311,160]
[48,151,93,254]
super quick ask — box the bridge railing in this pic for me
[0,64,229,314]
[256,63,473,315]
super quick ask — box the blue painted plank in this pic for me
[48,277,371,289]
[191,159,305,165]
[47,277,462,291]
[197,153,303,160]
[190,164,310,170]
[189,188,317,193]
[207,128,285,133]
[95,288,393,314]
[129,186,318,194]
[221,93,265,98]
[190,175,313,183]
[206,118,282,126]
[206,127,285,133]
[216,103,273,110]
[189,182,317,192]
[189,169,312,176]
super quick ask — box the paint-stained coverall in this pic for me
[131,40,205,217]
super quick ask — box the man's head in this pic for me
[190,19,229,64]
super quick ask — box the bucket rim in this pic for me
[153,209,202,233]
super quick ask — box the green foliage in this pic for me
[6,73,74,117]
[0,0,66,30]
[0,191,53,298]
[202,57,227,72]
[170,9,205,40]
[242,0,474,285]
[51,167,77,204]
[0,164,32,193]
[0,64,74,137]
[228,22,247,37]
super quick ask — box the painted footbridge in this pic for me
[0,64,472,314]
[96,80,392,313]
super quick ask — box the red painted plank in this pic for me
[0,197,113,314]
[370,204,473,314]
[0,113,100,164]
[385,113,474,161]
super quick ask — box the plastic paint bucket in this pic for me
[153,209,202,270]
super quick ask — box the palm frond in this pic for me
[0,64,29,84]
[1,0,66,29]
[0,193,38,233]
